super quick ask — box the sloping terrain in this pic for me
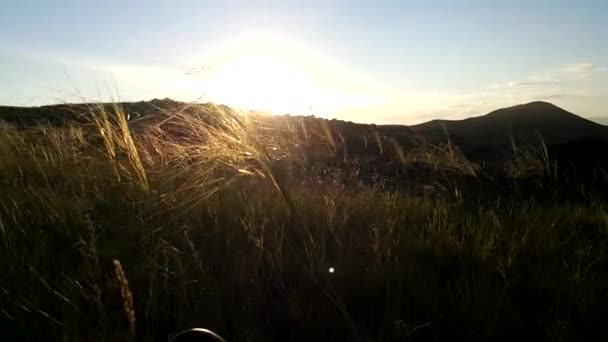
[3,99,608,185]
[409,101,608,158]
[0,98,189,127]
[2,99,608,341]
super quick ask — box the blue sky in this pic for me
[1,0,607,123]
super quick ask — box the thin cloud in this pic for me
[563,62,604,77]
[496,75,561,89]
[500,62,604,91]
[538,93,588,100]
[508,80,559,87]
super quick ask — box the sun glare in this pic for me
[211,50,317,113]
[190,33,381,116]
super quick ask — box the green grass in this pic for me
[1,104,608,341]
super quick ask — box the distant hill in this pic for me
[0,98,187,127]
[5,98,608,191]
[2,99,608,165]
[408,101,608,158]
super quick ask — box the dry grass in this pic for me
[0,103,607,341]
[507,136,556,179]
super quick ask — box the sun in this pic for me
[210,50,316,113]
[192,33,371,116]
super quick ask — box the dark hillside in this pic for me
[409,101,608,158]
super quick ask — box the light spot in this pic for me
[328,267,335,274]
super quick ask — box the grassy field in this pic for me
[1,103,607,341]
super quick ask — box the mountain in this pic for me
[408,101,608,158]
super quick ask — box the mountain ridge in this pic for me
[2,100,607,154]
[408,101,608,156]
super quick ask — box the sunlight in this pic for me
[191,33,381,116]
[210,49,319,113]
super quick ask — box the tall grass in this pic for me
[1,103,607,341]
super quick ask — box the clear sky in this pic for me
[1,0,607,124]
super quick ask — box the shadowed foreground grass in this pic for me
[1,104,607,341]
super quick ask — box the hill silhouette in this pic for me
[0,98,188,127]
[4,99,608,197]
[2,100,608,167]
[409,101,608,159]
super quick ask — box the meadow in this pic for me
[1,103,607,341]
